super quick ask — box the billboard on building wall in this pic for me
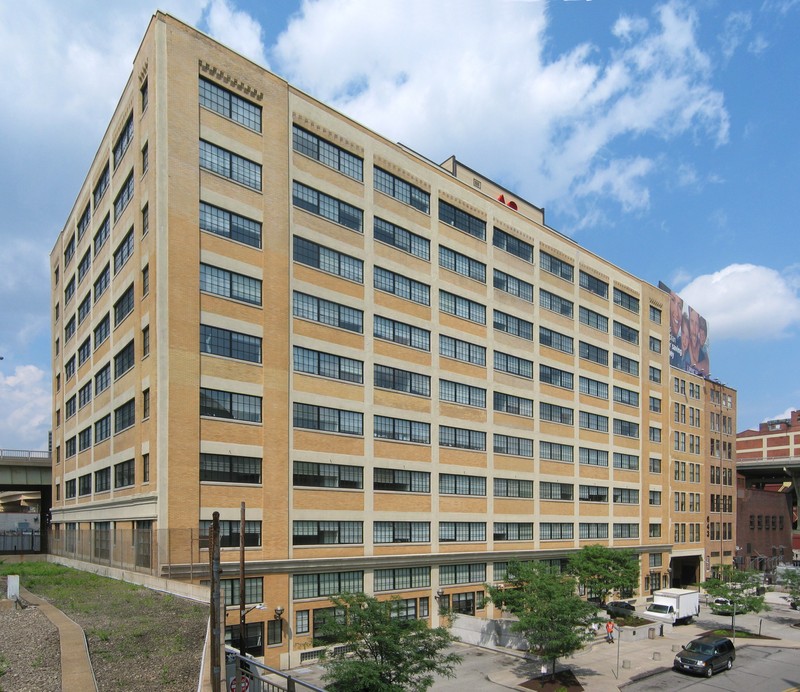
[659,282,710,377]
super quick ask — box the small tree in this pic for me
[315,592,462,692]
[485,560,598,679]
[567,544,640,604]
[780,568,800,607]
[701,567,768,635]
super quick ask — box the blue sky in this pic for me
[1,0,799,450]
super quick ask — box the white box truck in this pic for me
[644,588,700,624]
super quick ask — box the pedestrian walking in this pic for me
[605,619,615,644]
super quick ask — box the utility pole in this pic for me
[209,511,221,692]
[239,501,246,653]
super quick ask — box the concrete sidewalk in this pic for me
[486,590,800,691]
[20,586,98,692]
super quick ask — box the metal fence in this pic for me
[0,530,40,553]
[226,648,326,692]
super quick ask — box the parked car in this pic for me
[673,636,735,677]
[605,601,635,618]
[710,597,747,615]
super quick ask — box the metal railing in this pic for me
[226,648,326,692]
[0,449,50,460]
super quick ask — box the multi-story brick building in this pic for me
[49,13,735,667]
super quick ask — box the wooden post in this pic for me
[210,511,221,692]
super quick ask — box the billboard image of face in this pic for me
[659,282,710,377]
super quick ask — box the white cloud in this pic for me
[272,0,728,232]
[0,365,51,451]
[748,34,769,55]
[203,0,268,67]
[718,11,752,61]
[763,407,799,422]
[678,264,800,341]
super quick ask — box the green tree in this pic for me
[567,544,640,604]
[780,568,800,607]
[701,567,768,635]
[315,592,462,692]
[485,560,598,679]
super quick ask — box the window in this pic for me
[649,305,662,323]
[613,523,639,539]
[114,399,135,432]
[201,263,262,305]
[199,201,261,248]
[375,266,430,304]
[540,441,574,462]
[374,217,429,260]
[580,341,608,365]
[78,337,91,366]
[142,388,150,419]
[293,571,363,599]
[142,325,149,357]
[374,316,429,350]
[440,335,485,366]
[201,388,262,423]
[439,245,486,282]
[294,346,363,384]
[440,290,485,324]
[539,326,574,354]
[579,270,608,298]
[64,276,76,304]
[649,396,661,413]
[374,522,429,544]
[294,236,363,282]
[65,438,76,459]
[292,181,362,231]
[579,306,608,332]
[113,172,134,220]
[94,314,111,348]
[649,336,661,353]
[540,364,573,390]
[114,340,135,378]
[373,468,429,493]
[613,353,639,376]
[220,578,264,607]
[94,364,111,395]
[579,523,609,539]
[141,141,148,173]
[113,284,134,326]
[293,521,363,545]
[649,426,661,442]
[540,482,574,501]
[95,467,110,492]
[78,428,92,452]
[493,310,533,340]
[439,473,486,497]
[494,351,533,378]
[78,250,91,284]
[200,324,261,363]
[540,402,574,425]
[493,478,533,498]
[439,563,486,586]
[648,490,662,506]
[649,366,661,383]
[64,316,76,343]
[374,416,430,443]
[493,269,533,301]
[439,426,486,451]
[494,523,534,541]
[64,235,76,267]
[200,520,262,549]
[440,380,485,407]
[613,488,639,504]
[78,293,91,325]
[649,523,662,538]
[65,355,76,379]
[293,292,364,333]
[614,419,639,438]
[294,461,363,489]
[93,164,109,207]
[141,265,149,296]
[373,363,428,395]
[540,289,573,318]
[374,167,429,212]
[493,391,533,417]
[113,113,133,167]
[78,381,92,409]
[613,287,639,313]
[540,523,573,540]
[613,386,639,407]
[649,457,662,473]
[93,264,110,303]
[200,140,261,190]
[493,227,532,261]
[293,403,362,435]
[540,251,574,281]
[114,459,135,488]
[438,199,485,240]
[613,452,639,470]
[292,125,362,179]
[613,321,639,345]
[374,567,430,592]
[579,447,608,467]
[579,411,608,432]
[494,434,534,457]
[579,376,608,399]
[200,77,261,131]
[439,522,486,542]
[579,485,608,502]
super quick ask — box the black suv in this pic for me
[605,601,635,618]
[673,636,735,677]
